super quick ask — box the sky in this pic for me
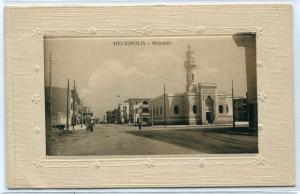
[44,36,248,118]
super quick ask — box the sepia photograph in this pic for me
[6,4,295,188]
[44,35,258,156]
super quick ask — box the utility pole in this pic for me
[72,80,76,130]
[48,52,52,131]
[232,80,236,129]
[133,108,136,125]
[151,106,154,126]
[66,79,70,130]
[81,97,83,128]
[164,84,166,127]
[84,105,87,126]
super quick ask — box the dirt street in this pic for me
[47,124,257,156]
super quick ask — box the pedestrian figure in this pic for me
[138,119,142,130]
[86,114,92,132]
[90,116,95,132]
[72,115,77,130]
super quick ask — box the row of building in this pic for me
[45,82,94,130]
[105,44,254,127]
[105,98,150,125]
[104,95,248,126]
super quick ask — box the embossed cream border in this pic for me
[5,5,294,188]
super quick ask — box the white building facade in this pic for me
[149,45,233,125]
[124,98,150,125]
[117,102,129,124]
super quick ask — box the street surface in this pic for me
[47,124,258,156]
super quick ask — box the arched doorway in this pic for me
[205,96,214,124]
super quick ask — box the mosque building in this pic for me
[149,45,233,125]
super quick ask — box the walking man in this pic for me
[86,114,92,132]
[138,118,142,130]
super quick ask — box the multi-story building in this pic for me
[124,98,150,125]
[71,87,82,125]
[105,109,118,124]
[233,97,249,121]
[80,106,93,124]
[102,115,107,123]
[233,33,257,129]
[117,102,129,124]
[105,111,113,123]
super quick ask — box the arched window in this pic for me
[174,105,179,114]
[160,107,163,115]
[219,105,223,113]
[226,105,229,113]
[193,105,197,114]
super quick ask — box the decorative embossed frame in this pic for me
[5,5,294,188]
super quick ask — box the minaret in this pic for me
[184,45,197,93]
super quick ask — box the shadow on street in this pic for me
[127,127,258,154]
